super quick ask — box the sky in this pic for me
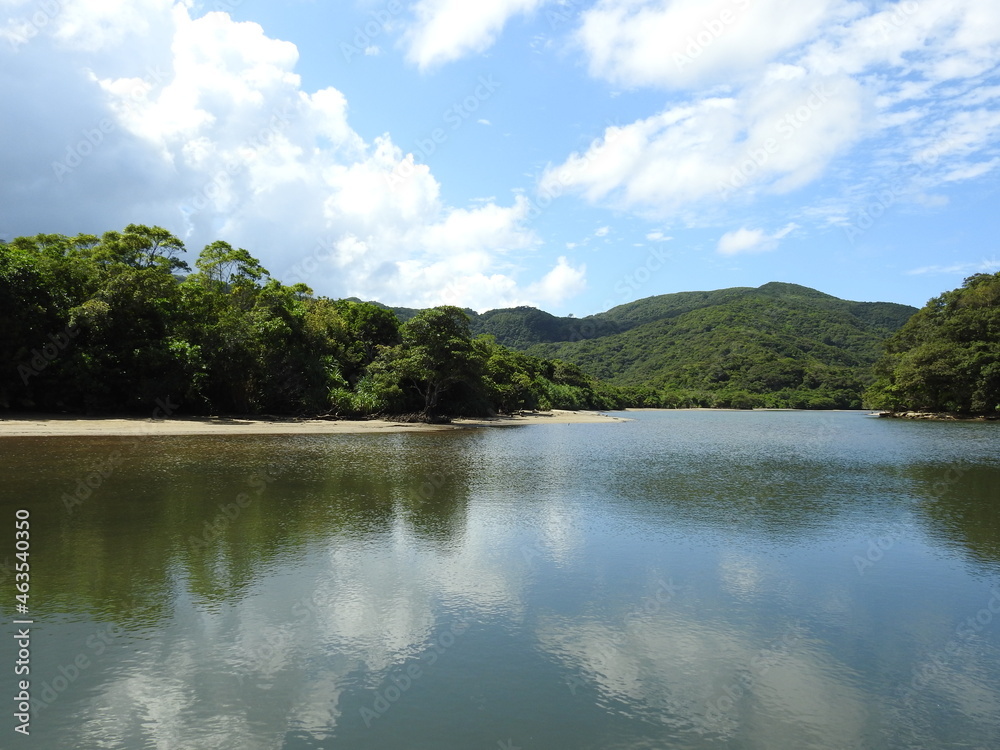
[1,0,998,315]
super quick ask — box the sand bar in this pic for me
[0,410,629,438]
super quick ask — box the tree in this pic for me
[89,224,189,272]
[475,335,542,414]
[368,306,484,419]
[195,240,267,287]
[2,224,645,418]
[866,272,1000,414]
[329,300,401,384]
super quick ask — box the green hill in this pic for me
[866,272,1000,415]
[469,283,917,409]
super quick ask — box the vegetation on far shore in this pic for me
[4,225,995,419]
[479,282,917,410]
[0,226,632,419]
[865,271,1000,416]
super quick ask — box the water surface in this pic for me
[2,410,999,749]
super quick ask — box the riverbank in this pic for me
[0,410,629,437]
[877,411,999,421]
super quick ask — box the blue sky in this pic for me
[2,0,998,314]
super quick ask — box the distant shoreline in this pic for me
[0,410,629,437]
[876,411,999,422]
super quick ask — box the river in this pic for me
[2,410,998,748]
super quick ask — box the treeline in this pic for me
[0,225,632,419]
[865,272,1000,415]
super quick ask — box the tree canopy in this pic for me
[2,226,931,417]
[865,272,1000,415]
[1,226,628,418]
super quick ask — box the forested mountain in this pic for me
[360,283,916,410]
[866,272,1000,415]
[466,283,917,409]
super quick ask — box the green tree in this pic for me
[866,273,1000,414]
[475,335,542,414]
[88,224,189,272]
[368,306,484,419]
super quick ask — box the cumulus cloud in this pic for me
[576,0,844,90]
[542,72,863,217]
[526,255,587,305]
[0,0,581,312]
[554,0,1000,221]
[402,0,547,70]
[717,223,797,256]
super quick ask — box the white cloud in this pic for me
[717,222,797,256]
[477,118,492,125]
[527,255,587,305]
[0,0,581,313]
[402,0,547,70]
[542,74,863,217]
[576,0,845,90]
[905,259,1000,276]
[594,225,610,237]
[646,231,672,241]
[555,0,1000,223]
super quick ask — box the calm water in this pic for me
[2,410,999,749]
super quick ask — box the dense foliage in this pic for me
[2,227,924,416]
[865,272,1000,415]
[0,227,627,419]
[473,283,917,409]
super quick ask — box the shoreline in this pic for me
[0,410,630,437]
[876,410,999,422]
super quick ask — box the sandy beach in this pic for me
[0,410,629,437]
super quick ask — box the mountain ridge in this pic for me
[365,282,918,409]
